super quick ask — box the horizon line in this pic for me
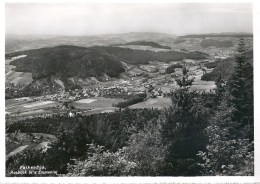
[5,31,254,37]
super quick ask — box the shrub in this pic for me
[165,64,182,74]
[67,144,137,176]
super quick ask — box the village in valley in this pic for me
[5,35,253,120]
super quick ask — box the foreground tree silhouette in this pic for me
[198,39,254,176]
[161,67,209,176]
[227,38,253,140]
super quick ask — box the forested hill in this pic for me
[7,45,209,80]
[118,41,171,49]
[91,46,209,64]
[8,45,125,80]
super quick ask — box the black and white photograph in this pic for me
[2,1,256,180]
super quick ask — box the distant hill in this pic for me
[180,33,253,38]
[119,41,171,49]
[5,32,176,53]
[7,45,125,80]
[92,46,209,64]
[107,32,176,42]
[200,39,233,48]
[174,39,186,44]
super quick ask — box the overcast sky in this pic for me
[5,3,253,35]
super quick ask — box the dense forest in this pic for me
[92,46,209,64]
[9,45,125,80]
[6,39,253,176]
[165,63,183,74]
[113,93,147,108]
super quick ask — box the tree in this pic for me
[66,144,137,176]
[213,72,226,107]
[197,101,254,176]
[124,119,167,176]
[227,38,253,140]
[161,67,209,176]
[198,39,254,176]
[175,67,194,90]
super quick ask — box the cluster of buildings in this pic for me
[13,86,133,104]
[82,86,130,98]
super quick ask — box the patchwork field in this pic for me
[19,109,53,116]
[72,97,124,108]
[5,99,59,117]
[71,97,125,114]
[5,55,33,85]
[5,98,31,107]
[6,133,58,158]
[23,101,56,108]
[129,97,172,110]
[6,70,33,85]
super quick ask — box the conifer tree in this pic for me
[227,38,253,139]
[198,39,254,176]
[161,67,209,176]
[214,72,226,107]
[175,67,194,90]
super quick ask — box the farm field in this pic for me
[5,98,32,107]
[7,145,29,158]
[71,97,125,112]
[5,55,33,85]
[129,97,172,110]
[6,97,126,117]
[5,100,59,117]
[81,107,120,116]
[6,133,58,158]
[23,101,56,108]
[19,109,53,117]
[6,70,33,85]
